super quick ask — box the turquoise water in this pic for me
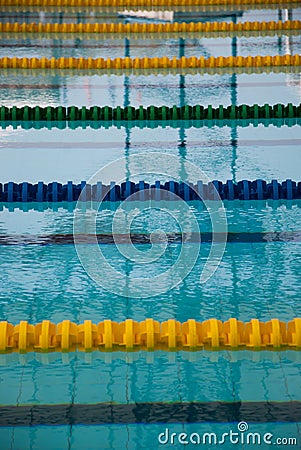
[1,239,301,322]
[3,200,301,232]
[0,351,300,448]
[2,350,300,405]
[1,202,301,324]
[1,202,301,450]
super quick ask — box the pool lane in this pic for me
[0,351,300,448]
[0,72,300,109]
[0,240,300,323]
[0,124,300,183]
[0,35,300,59]
[2,200,301,234]
[0,351,300,405]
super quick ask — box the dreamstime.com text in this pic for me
[158,422,298,446]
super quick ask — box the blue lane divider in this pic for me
[110,181,116,202]
[67,180,73,202]
[257,180,263,200]
[0,179,301,202]
[96,181,102,202]
[7,182,14,202]
[273,179,280,200]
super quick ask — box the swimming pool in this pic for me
[1,201,301,448]
[1,3,301,449]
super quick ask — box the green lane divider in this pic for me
[1,103,300,123]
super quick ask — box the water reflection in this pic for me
[3,7,299,24]
[0,8,245,25]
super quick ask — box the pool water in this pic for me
[1,353,301,449]
[0,4,301,450]
[1,202,301,322]
[1,124,301,184]
[1,200,301,448]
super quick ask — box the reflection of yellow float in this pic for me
[0,3,297,12]
[1,0,300,6]
[0,20,300,35]
[0,318,300,352]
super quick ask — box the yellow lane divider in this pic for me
[1,20,300,35]
[1,0,300,6]
[0,54,300,71]
[0,318,300,352]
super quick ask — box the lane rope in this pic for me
[1,103,299,123]
[0,20,300,36]
[0,54,300,72]
[1,318,300,352]
[1,178,300,202]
